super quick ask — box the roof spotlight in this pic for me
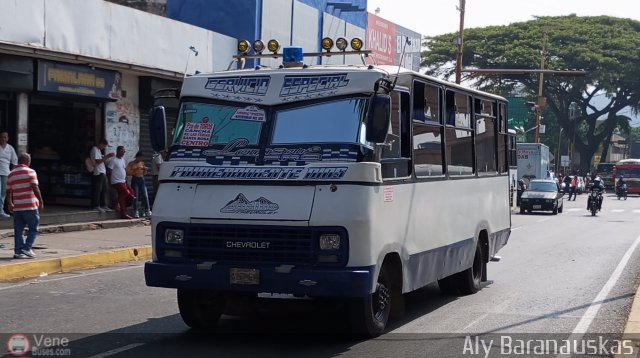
[350,37,363,51]
[253,40,265,53]
[336,37,348,51]
[267,39,280,53]
[321,37,334,51]
[237,40,251,54]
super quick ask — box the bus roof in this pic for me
[616,159,640,166]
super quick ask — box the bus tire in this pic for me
[457,243,484,295]
[349,266,392,337]
[177,289,226,330]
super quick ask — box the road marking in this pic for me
[0,264,143,292]
[562,232,640,353]
[568,208,582,212]
[537,218,551,223]
[634,210,640,214]
[462,313,489,330]
[87,343,144,358]
[611,209,625,213]
[512,226,522,231]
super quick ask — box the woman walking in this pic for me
[126,151,151,218]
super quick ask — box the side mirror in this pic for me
[365,94,391,143]
[149,106,167,152]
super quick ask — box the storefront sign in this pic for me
[37,60,120,100]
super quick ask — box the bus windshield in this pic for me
[271,97,369,144]
[173,102,265,146]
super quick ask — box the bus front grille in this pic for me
[184,225,314,265]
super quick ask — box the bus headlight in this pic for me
[319,234,341,250]
[165,229,184,244]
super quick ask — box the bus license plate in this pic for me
[533,205,541,209]
[230,268,260,285]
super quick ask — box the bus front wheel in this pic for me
[177,289,226,330]
[349,266,392,337]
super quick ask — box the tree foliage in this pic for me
[421,15,640,170]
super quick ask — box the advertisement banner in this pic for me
[366,13,396,65]
[37,60,120,100]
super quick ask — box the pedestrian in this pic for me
[126,151,151,218]
[517,178,527,206]
[108,146,133,219]
[90,139,115,212]
[563,174,572,198]
[0,131,18,218]
[570,175,577,201]
[7,152,44,259]
[151,149,165,199]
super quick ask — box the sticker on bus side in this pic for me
[169,166,348,180]
[384,186,394,202]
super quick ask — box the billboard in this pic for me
[366,13,396,65]
[395,25,422,72]
[366,13,421,71]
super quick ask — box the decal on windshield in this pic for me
[220,193,279,214]
[180,122,214,147]
[280,74,349,97]
[205,76,270,96]
[232,106,266,122]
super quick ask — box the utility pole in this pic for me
[534,27,550,144]
[455,0,465,84]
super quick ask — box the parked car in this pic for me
[520,179,564,215]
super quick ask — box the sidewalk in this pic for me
[0,219,151,282]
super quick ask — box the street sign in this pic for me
[561,155,570,167]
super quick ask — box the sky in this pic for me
[366,0,640,37]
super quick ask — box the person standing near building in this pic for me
[91,139,115,212]
[108,146,133,219]
[7,152,43,259]
[127,151,151,218]
[0,131,18,218]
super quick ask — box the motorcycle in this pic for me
[617,183,628,200]
[587,189,602,216]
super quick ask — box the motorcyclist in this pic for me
[587,174,604,211]
[617,175,627,197]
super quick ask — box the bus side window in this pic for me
[380,91,412,179]
[381,92,401,159]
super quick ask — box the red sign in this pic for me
[367,13,396,65]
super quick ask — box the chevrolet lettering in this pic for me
[226,241,271,249]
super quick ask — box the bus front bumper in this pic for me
[144,262,375,297]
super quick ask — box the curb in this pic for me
[618,285,640,358]
[0,246,151,282]
[0,219,148,239]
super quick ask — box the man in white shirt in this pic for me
[90,139,115,212]
[0,131,18,218]
[107,146,132,219]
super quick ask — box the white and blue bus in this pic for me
[145,38,511,336]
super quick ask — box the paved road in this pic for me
[1,193,639,357]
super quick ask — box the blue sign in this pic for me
[37,60,120,100]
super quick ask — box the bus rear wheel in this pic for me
[177,289,226,330]
[349,266,392,337]
[438,243,484,295]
